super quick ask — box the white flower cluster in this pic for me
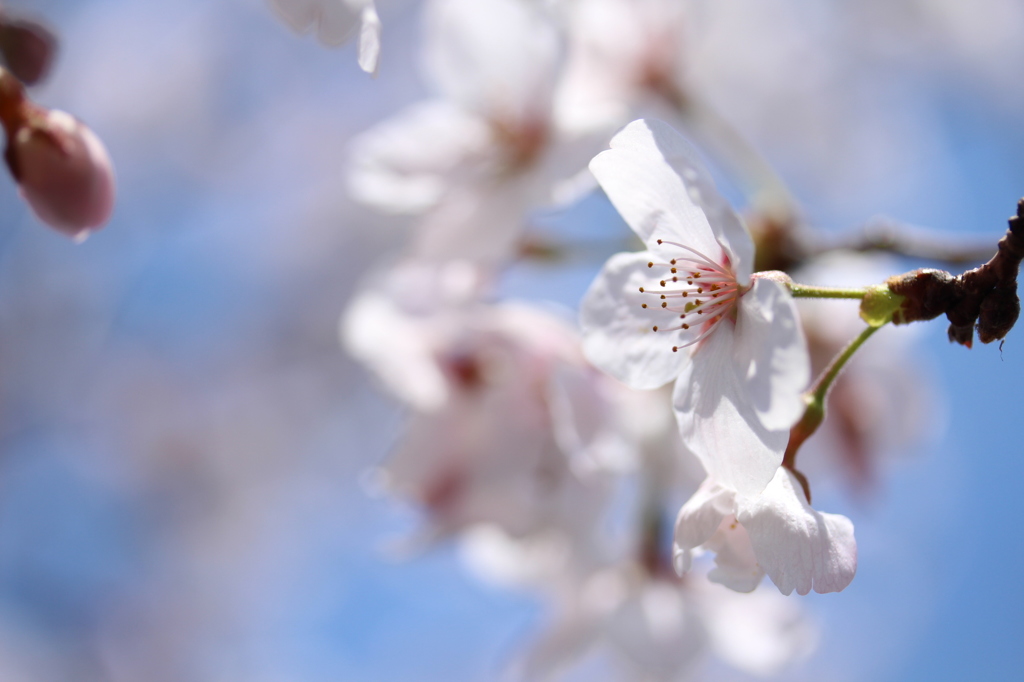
[293,0,942,678]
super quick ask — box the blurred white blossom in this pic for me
[343,261,623,538]
[348,0,615,265]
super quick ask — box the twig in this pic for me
[885,199,1024,347]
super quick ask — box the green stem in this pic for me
[783,324,882,478]
[809,324,881,404]
[788,283,869,300]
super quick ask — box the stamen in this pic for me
[639,240,744,352]
[656,240,729,276]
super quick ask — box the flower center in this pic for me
[639,239,744,353]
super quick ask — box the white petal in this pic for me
[340,288,449,411]
[315,0,360,45]
[733,278,810,431]
[589,119,752,275]
[673,477,735,553]
[357,5,382,75]
[347,100,492,214]
[681,152,756,281]
[423,0,561,122]
[412,176,532,264]
[673,322,788,496]
[580,251,690,389]
[704,517,764,593]
[737,468,858,596]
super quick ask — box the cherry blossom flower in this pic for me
[270,0,381,74]
[580,119,809,496]
[673,469,857,595]
[343,261,622,538]
[347,0,615,264]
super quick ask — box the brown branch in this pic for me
[886,199,1024,347]
[823,217,996,266]
[749,213,995,274]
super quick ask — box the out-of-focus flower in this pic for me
[0,13,57,85]
[522,566,709,681]
[560,0,688,119]
[0,69,115,239]
[563,0,946,215]
[270,0,382,74]
[517,560,816,680]
[348,0,614,265]
[580,119,808,496]
[674,469,857,595]
[343,261,622,538]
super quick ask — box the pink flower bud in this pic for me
[5,108,116,239]
[0,16,57,85]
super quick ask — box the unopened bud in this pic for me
[0,78,115,239]
[0,17,57,85]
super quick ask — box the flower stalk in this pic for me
[788,283,868,300]
[782,323,882,501]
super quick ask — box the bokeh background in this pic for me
[0,0,1021,680]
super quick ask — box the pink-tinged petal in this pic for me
[589,119,752,273]
[704,517,764,593]
[673,322,787,496]
[423,0,560,123]
[733,278,810,431]
[581,251,690,389]
[357,5,382,75]
[737,468,858,596]
[341,287,450,411]
[673,477,735,553]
